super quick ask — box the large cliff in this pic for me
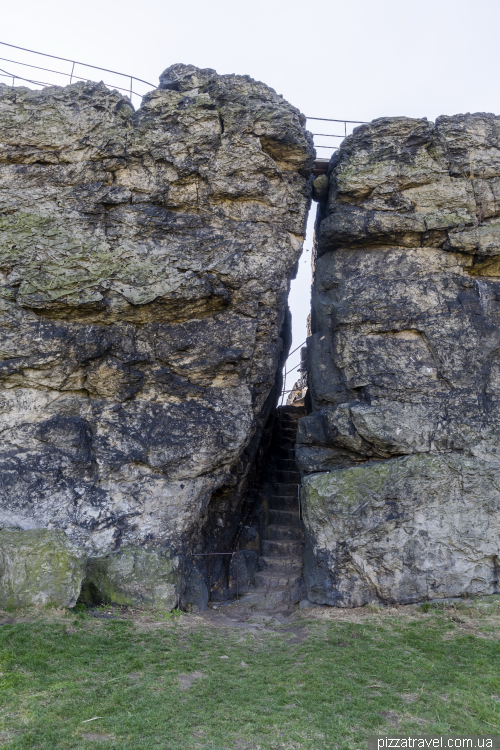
[300,114,500,606]
[0,65,314,608]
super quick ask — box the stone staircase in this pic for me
[239,404,306,611]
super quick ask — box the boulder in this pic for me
[0,529,85,608]
[81,548,181,610]
[302,454,500,607]
[301,113,500,604]
[0,66,314,606]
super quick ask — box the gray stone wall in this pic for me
[0,64,314,608]
[299,114,500,606]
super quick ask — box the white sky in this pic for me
[2,0,500,390]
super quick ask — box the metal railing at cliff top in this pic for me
[0,40,368,400]
[0,40,367,152]
[0,41,155,107]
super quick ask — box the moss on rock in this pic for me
[81,548,180,610]
[301,453,500,606]
[0,529,86,608]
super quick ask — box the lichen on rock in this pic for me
[300,112,500,606]
[81,548,181,609]
[0,65,314,608]
[302,453,500,606]
[0,529,85,608]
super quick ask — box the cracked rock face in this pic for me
[0,65,313,607]
[300,114,500,606]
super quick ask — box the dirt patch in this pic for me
[2,596,500,645]
[379,710,400,728]
[178,670,205,690]
[279,626,308,644]
[401,693,420,703]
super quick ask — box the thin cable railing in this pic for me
[0,41,368,151]
[280,339,308,407]
[0,41,155,106]
[307,116,368,152]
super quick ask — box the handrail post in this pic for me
[70,61,75,84]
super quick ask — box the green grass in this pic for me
[0,601,499,749]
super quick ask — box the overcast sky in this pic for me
[2,0,500,390]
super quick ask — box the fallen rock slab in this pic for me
[302,453,500,607]
[0,529,86,608]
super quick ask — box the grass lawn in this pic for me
[0,598,499,749]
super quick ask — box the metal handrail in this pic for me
[0,70,49,87]
[0,41,154,86]
[280,339,308,407]
[286,340,307,360]
[307,117,368,123]
[307,116,368,152]
[0,40,154,104]
[0,41,369,152]
[0,70,145,99]
[192,542,240,600]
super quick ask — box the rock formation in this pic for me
[299,114,500,606]
[0,65,314,608]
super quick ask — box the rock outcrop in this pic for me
[0,65,314,608]
[299,114,500,606]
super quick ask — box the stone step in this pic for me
[273,484,298,498]
[277,427,298,436]
[277,448,296,460]
[279,405,307,416]
[234,404,307,613]
[275,469,301,483]
[237,587,300,610]
[279,428,298,439]
[262,539,304,556]
[268,508,302,527]
[259,555,303,573]
[274,427,295,437]
[267,524,304,541]
[275,458,298,471]
[268,495,299,511]
[254,570,301,589]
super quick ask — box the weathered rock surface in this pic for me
[0,529,85,608]
[0,65,313,607]
[81,547,181,609]
[299,113,500,605]
[303,454,500,606]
